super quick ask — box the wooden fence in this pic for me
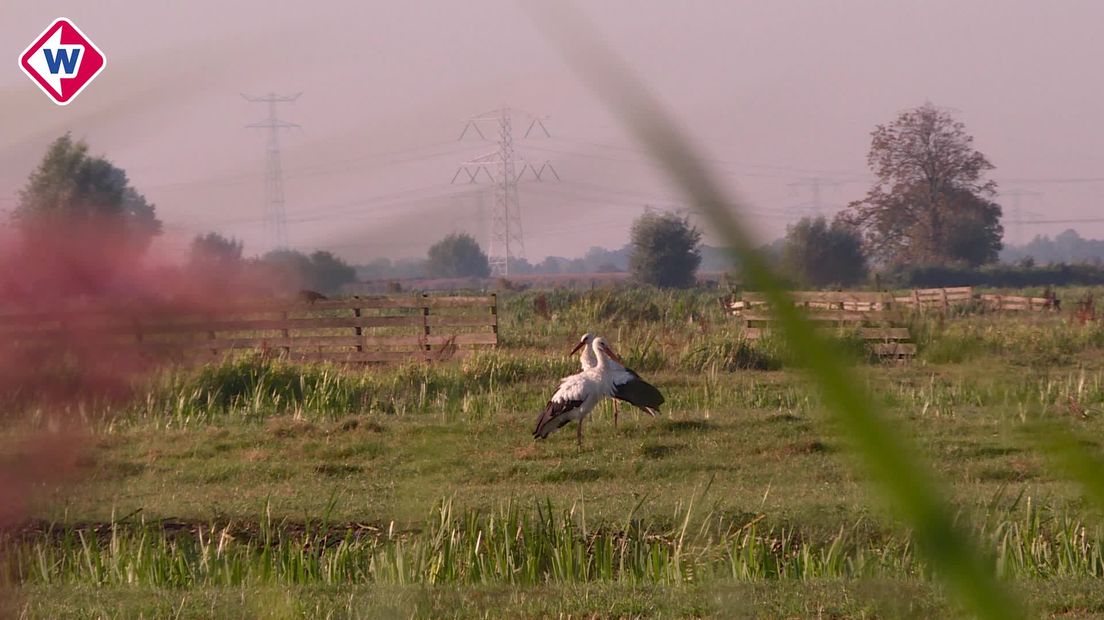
[888,287,1057,313]
[723,291,915,360]
[730,287,1059,315]
[731,291,894,313]
[723,285,1071,360]
[0,294,498,364]
[978,294,1056,312]
[892,286,975,310]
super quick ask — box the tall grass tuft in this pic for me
[679,337,782,372]
[6,498,1103,591]
[138,355,373,425]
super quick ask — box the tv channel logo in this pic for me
[20,18,106,105]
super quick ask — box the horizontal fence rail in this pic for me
[723,286,1073,360]
[0,294,498,365]
[893,286,975,309]
[723,291,914,360]
[726,287,1061,317]
[978,294,1056,312]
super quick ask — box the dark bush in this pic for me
[883,262,1104,288]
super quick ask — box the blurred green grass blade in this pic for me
[1030,420,1104,512]
[523,3,1022,618]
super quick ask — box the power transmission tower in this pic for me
[243,92,301,251]
[786,176,843,217]
[451,108,559,276]
[1001,188,1043,244]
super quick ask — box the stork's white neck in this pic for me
[580,341,597,370]
[592,339,609,373]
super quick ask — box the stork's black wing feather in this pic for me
[533,399,584,439]
[613,371,664,414]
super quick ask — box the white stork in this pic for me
[533,337,616,446]
[571,332,664,427]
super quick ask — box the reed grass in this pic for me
[7,496,1104,590]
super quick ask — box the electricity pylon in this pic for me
[243,92,300,250]
[452,108,559,276]
[1001,188,1043,245]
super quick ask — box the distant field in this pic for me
[4,287,1104,618]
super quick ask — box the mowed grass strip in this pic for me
[9,348,1104,527]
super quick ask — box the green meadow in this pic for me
[6,288,1104,618]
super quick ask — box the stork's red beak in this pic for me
[570,340,586,356]
[602,344,623,364]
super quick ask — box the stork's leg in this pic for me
[613,400,620,429]
[576,417,585,447]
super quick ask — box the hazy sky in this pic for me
[3,1,1103,264]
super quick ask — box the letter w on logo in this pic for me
[44,48,80,74]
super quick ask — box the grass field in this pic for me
[4,288,1104,618]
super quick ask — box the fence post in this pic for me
[281,309,290,356]
[940,288,949,313]
[206,313,217,357]
[912,289,921,312]
[421,293,431,358]
[490,293,499,348]
[352,295,363,352]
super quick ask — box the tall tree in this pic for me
[189,232,243,271]
[259,249,357,295]
[307,250,357,294]
[629,211,702,288]
[16,134,162,253]
[185,232,247,295]
[844,103,1003,267]
[426,233,490,278]
[781,216,867,287]
[259,249,314,293]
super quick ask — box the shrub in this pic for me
[629,211,702,288]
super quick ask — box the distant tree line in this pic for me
[369,113,1033,288]
[5,134,361,300]
[775,222,1104,289]
[35,103,1104,300]
[882,262,1104,288]
[1001,229,1104,266]
[353,210,719,289]
[188,232,358,296]
[356,239,736,281]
